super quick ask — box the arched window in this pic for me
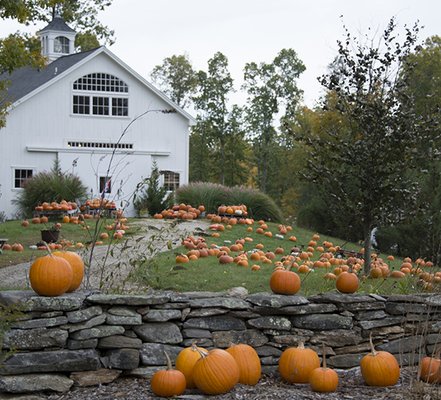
[54,36,69,53]
[72,73,129,117]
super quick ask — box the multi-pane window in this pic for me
[93,97,109,115]
[161,171,180,191]
[112,98,128,116]
[54,36,69,53]
[73,73,128,92]
[73,73,129,117]
[73,95,90,114]
[14,169,33,189]
[99,177,112,194]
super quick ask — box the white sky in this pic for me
[1,0,440,108]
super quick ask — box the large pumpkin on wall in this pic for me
[192,349,239,395]
[52,250,84,292]
[279,342,320,383]
[226,343,261,385]
[270,267,301,295]
[29,254,73,296]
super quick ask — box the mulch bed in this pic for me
[44,367,441,400]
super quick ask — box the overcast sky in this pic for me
[1,0,440,107]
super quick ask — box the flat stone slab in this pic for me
[11,316,68,329]
[25,293,87,312]
[211,329,268,348]
[139,343,182,365]
[144,309,182,321]
[98,335,142,349]
[0,349,100,375]
[134,322,183,344]
[3,328,68,350]
[70,369,121,387]
[291,314,353,330]
[70,325,125,340]
[183,316,246,331]
[0,374,73,393]
[188,297,249,309]
[247,316,291,330]
[309,293,377,304]
[66,306,103,324]
[246,293,308,307]
[86,293,170,306]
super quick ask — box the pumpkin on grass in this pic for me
[360,334,400,386]
[336,271,359,293]
[192,348,239,395]
[52,250,84,292]
[175,343,207,388]
[150,351,186,397]
[29,252,73,296]
[279,342,320,383]
[226,343,261,385]
[309,344,339,392]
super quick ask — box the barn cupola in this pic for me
[38,12,77,62]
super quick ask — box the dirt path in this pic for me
[0,219,210,292]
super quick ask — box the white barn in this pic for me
[0,15,194,219]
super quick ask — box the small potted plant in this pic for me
[41,223,61,243]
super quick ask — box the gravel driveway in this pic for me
[0,218,210,292]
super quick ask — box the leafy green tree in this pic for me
[133,161,169,216]
[243,48,305,192]
[291,18,435,272]
[193,52,234,185]
[375,35,441,262]
[151,54,198,109]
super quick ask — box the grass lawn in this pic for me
[131,220,432,296]
[0,217,138,268]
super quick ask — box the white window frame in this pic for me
[160,170,180,191]
[11,167,34,190]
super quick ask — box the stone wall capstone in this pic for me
[1,289,440,394]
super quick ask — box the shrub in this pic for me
[175,182,229,213]
[14,159,87,217]
[133,161,170,216]
[176,182,283,222]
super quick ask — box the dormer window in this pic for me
[72,73,129,117]
[54,36,70,53]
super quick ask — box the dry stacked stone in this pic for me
[1,289,440,395]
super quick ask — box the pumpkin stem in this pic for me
[42,241,53,256]
[297,341,305,349]
[369,333,377,356]
[322,343,327,369]
[195,347,209,359]
[164,351,173,370]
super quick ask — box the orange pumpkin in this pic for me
[226,343,261,385]
[175,344,207,388]
[192,349,239,395]
[309,345,339,392]
[29,254,73,296]
[360,334,400,386]
[279,342,320,383]
[419,352,441,384]
[270,267,301,295]
[336,271,359,293]
[150,352,186,397]
[52,251,84,292]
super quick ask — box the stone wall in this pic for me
[1,289,441,394]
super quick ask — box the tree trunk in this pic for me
[363,226,373,275]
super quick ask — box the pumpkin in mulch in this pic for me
[279,342,320,384]
[226,343,261,385]
[309,345,339,392]
[175,343,207,388]
[192,348,239,395]
[150,352,186,397]
[360,334,400,387]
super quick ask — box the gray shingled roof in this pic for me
[0,47,100,105]
[39,15,76,33]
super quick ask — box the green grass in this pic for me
[132,221,434,295]
[0,217,138,268]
